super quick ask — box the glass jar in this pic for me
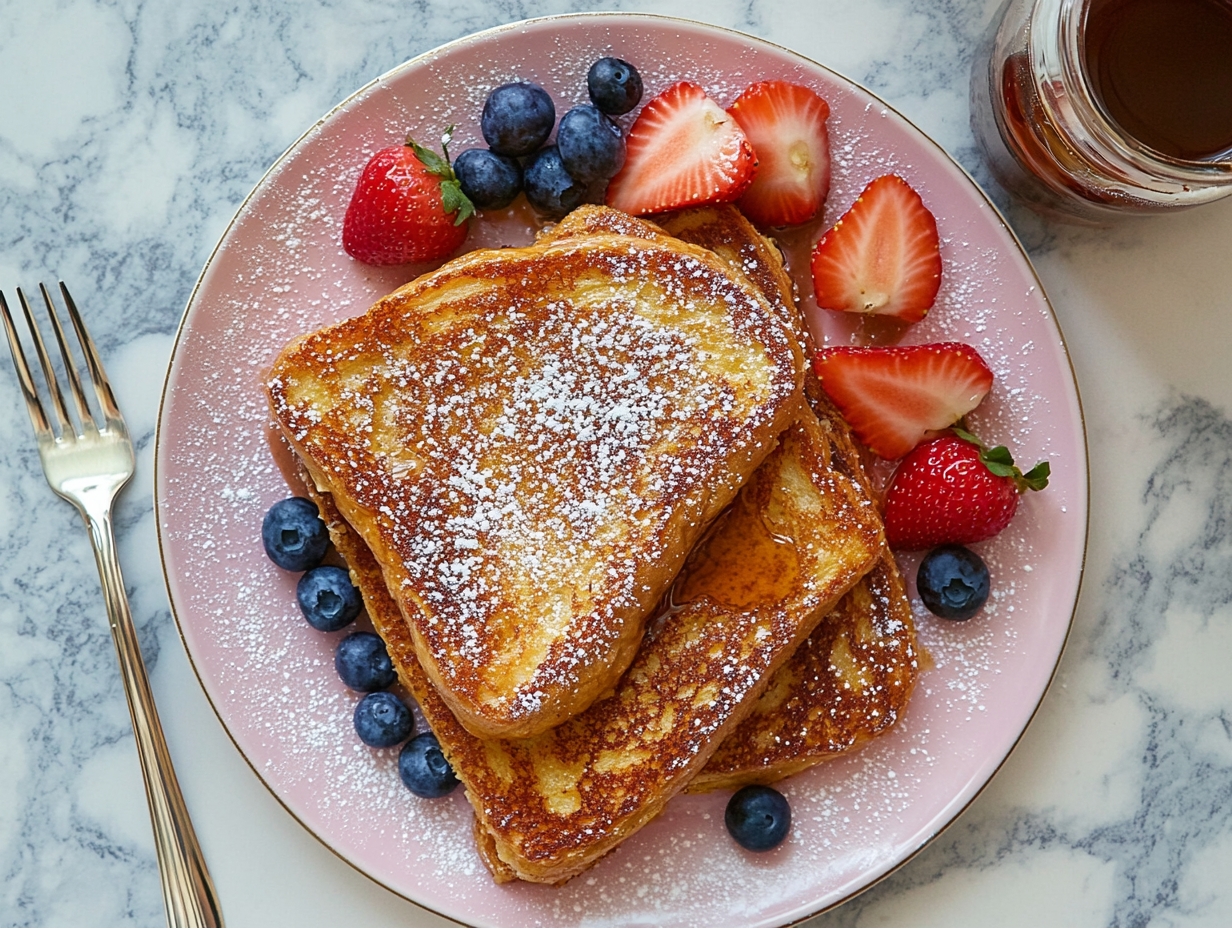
[971,0,1232,222]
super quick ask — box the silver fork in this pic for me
[1,283,224,928]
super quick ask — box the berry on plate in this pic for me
[524,145,588,219]
[341,130,473,266]
[334,631,397,692]
[557,104,626,183]
[262,497,330,572]
[883,430,1050,550]
[605,81,757,216]
[810,174,941,322]
[727,80,831,227]
[398,731,460,798]
[296,565,363,632]
[725,785,791,851]
[813,342,994,460]
[587,57,643,115]
[454,148,523,211]
[480,82,556,157]
[353,691,415,748]
[916,544,991,620]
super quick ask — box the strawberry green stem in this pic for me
[951,426,1049,493]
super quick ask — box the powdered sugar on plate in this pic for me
[155,14,1085,928]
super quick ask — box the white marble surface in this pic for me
[2,1,1231,926]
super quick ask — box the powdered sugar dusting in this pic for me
[156,16,1084,928]
[268,238,796,722]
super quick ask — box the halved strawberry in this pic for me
[727,81,831,227]
[810,174,941,322]
[605,81,757,216]
[813,342,994,459]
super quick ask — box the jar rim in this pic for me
[1037,0,1232,184]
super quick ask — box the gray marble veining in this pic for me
[3,1,1231,926]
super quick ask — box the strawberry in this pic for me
[883,430,1050,550]
[813,342,994,460]
[810,174,941,322]
[342,129,473,266]
[727,81,831,227]
[605,81,757,216]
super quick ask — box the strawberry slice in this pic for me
[813,342,994,459]
[810,174,941,323]
[727,81,831,227]
[605,81,757,216]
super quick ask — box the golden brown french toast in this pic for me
[541,206,919,796]
[540,204,804,348]
[266,230,804,739]
[689,550,918,791]
[302,397,885,885]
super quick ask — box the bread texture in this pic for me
[271,204,918,887]
[266,229,803,739]
[301,398,885,884]
[688,550,918,791]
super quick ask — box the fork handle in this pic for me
[84,503,225,928]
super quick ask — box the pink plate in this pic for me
[155,14,1087,928]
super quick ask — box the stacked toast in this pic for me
[266,204,919,884]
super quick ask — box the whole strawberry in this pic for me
[342,129,473,266]
[883,430,1049,550]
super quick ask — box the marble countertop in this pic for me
[3,1,1231,926]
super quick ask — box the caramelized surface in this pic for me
[267,229,803,738]
[305,399,884,885]
[278,205,918,887]
[690,551,918,791]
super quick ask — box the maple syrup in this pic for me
[972,0,1232,220]
[1084,0,1232,160]
[673,487,800,611]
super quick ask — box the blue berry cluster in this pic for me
[454,58,643,220]
[261,497,458,799]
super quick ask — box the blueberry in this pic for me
[353,691,414,748]
[480,82,555,157]
[334,631,397,692]
[725,784,791,852]
[296,565,362,632]
[454,148,523,210]
[398,731,460,798]
[556,105,626,183]
[916,544,991,620]
[523,146,587,219]
[261,497,329,571]
[587,57,643,116]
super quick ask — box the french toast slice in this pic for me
[689,550,918,791]
[266,230,804,739]
[542,206,919,794]
[540,204,805,349]
[302,397,885,885]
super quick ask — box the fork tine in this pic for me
[58,282,124,427]
[0,290,55,442]
[16,287,75,437]
[40,283,96,431]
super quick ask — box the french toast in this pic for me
[689,550,918,791]
[302,397,885,884]
[266,230,804,739]
[276,205,917,885]
[540,204,805,349]
[531,207,919,801]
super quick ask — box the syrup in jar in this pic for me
[972,0,1232,221]
[1085,0,1232,161]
